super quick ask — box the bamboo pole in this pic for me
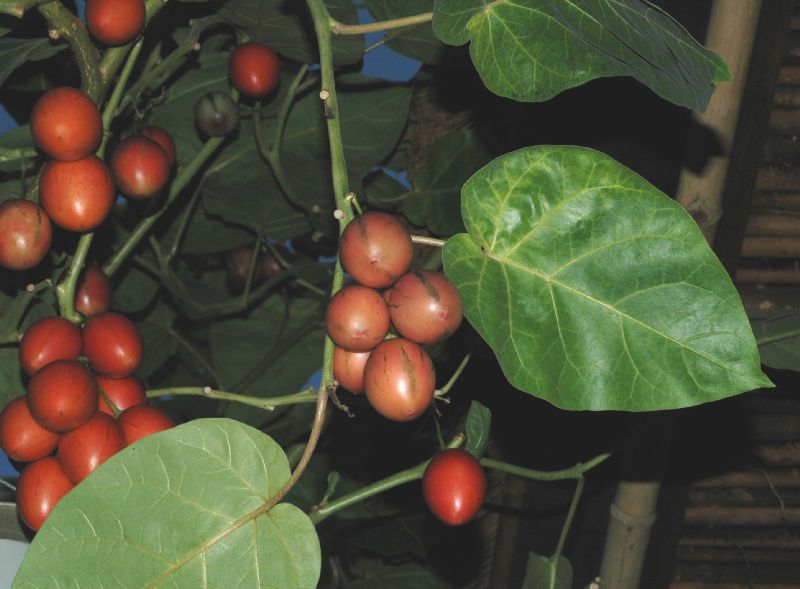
[694,466,800,487]
[745,212,800,237]
[752,192,800,211]
[736,266,800,284]
[742,236,800,257]
[684,505,800,525]
[755,166,800,192]
[600,3,765,588]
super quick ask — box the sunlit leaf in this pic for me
[443,146,771,411]
[13,419,321,589]
[432,0,730,110]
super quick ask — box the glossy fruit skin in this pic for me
[422,449,486,526]
[0,397,60,462]
[119,405,174,445]
[39,155,115,231]
[75,265,112,318]
[325,285,390,352]
[339,212,414,288]
[27,360,98,433]
[387,271,463,345]
[19,315,82,376]
[229,42,280,98]
[16,457,74,531]
[195,92,239,137]
[96,375,147,416]
[139,126,176,166]
[0,199,52,271]
[58,412,125,483]
[30,87,102,162]
[111,135,171,199]
[333,346,371,394]
[363,338,435,421]
[85,0,145,46]
[82,312,144,378]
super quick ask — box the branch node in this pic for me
[333,209,344,220]
[203,386,212,395]
[319,89,330,100]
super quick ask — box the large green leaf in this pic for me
[219,0,363,66]
[13,419,321,588]
[522,553,572,589]
[432,0,730,111]
[0,347,23,409]
[366,0,443,64]
[404,126,491,236]
[0,36,65,88]
[752,312,800,372]
[442,146,770,411]
[0,125,36,173]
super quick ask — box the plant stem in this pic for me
[147,386,318,410]
[0,0,49,17]
[310,460,428,525]
[55,233,93,322]
[552,477,586,579]
[143,319,224,389]
[435,352,471,397]
[37,1,101,98]
[757,329,800,346]
[411,235,446,248]
[99,38,144,156]
[481,453,610,482]
[103,137,225,277]
[332,12,433,35]
[0,147,37,163]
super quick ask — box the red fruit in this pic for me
[96,375,147,416]
[19,316,82,376]
[30,87,102,162]
[422,449,486,526]
[27,360,98,432]
[139,126,176,166]
[57,412,125,483]
[82,312,143,378]
[119,405,174,445]
[110,135,171,199]
[16,457,74,531]
[0,397,59,462]
[85,0,145,46]
[75,265,112,318]
[229,42,280,98]
[333,346,371,394]
[39,155,115,232]
[363,338,436,422]
[339,212,413,288]
[387,271,463,345]
[325,285,390,352]
[0,199,52,271]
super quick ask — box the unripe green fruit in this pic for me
[195,92,239,137]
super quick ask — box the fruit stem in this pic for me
[551,477,585,578]
[98,38,144,157]
[480,452,611,482]
[36,1,101,98]
[434,352,472,397]
[332,12,434,35]
[309,459,429,525]
[411,235,447,248]
[146,386,319,410]
[56,233,93,323]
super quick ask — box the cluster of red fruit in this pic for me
[0,86,175,272]
[0,270,173,531]
[326,211,463,422]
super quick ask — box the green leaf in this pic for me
[281,75,412,212]
[136,301,179,380]
[0,347,23,410]
[752,312,800,372]
[0,36,65,88]
[13,419,321,589]
[171,204,254,254]
[404,127,491,236]
[465,400,491,457]
[219,0,364,66]
[201,117,315,242]
[0,125,36,173]
[366,0,443,64]
[362,169,408,211]
[522,553,572,589]
[442,146,771,411]
[112,263,160,314]
[432,0,731,111]
[210,295,324,421]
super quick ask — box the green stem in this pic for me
[481,453,610,482]
[142,319,224,389]
[434,352,471,397]
[147,386,318,410]
[332,12,433,35]
[411,235,446,248]
[0,147,37,163]
[103,137,225,277]
[37,1,101,98]
[98,38,144,157]
[310,460,428,525]
[119,41,196,114]
[0,0,49,17]
[167,178,204,259]
[56,233,93,322]
[551,477,585,579]
[0,289,36,344]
